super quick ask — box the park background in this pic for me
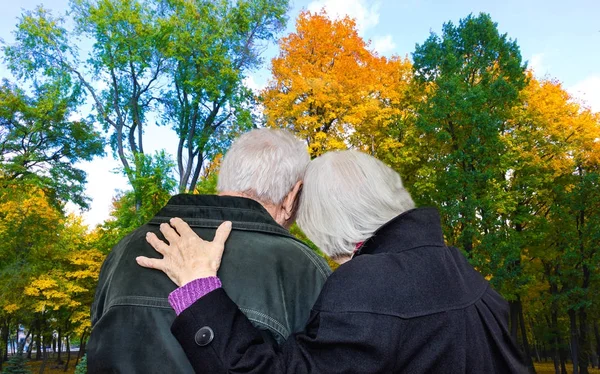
[0,0,598,373]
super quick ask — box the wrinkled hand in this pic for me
[136,218,232,287]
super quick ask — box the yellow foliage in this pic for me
[3,303,20,314]
[262,10,411,157]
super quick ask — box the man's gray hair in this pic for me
[218,128,310,205]
[298,150,415,259]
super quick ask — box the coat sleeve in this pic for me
[171,288,398,373]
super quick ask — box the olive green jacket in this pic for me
[87,195,331,373]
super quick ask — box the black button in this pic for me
[194,326,214,346]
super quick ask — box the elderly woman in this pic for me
[137,150,527,373]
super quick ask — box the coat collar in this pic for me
[356,207,446,256]
[150,194,293,239]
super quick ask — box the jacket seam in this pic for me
[158,204,264,215]
[239,307,289,339]
[92,234,136,322]
[315,283,490,319]
[150,217,292,237]
[286,240,331,279]
[105,296,172,310]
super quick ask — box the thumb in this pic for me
[213,221,232,246]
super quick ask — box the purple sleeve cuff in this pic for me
[168,276,222,315]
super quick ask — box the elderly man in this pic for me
[87,129,331,373]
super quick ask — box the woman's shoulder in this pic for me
[314,249,489,319]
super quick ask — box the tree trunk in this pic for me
[74,330,87,368]
[594,321,600,368]
[2,319,9,362]
[549,309,568,374]
[27,332,33,359]
[510,300,519,341]
[39,343,48,374]
[63,336,71,372]
[579,308,590,374]
[57,327,63,364]
[517,297,536,373]
[569,309,580,374]
[35,325,42,360]
[20,330,31,353]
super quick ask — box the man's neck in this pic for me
[218,191,281,227]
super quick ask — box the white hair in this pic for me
[298,150,415,259]
[217,128,310,205]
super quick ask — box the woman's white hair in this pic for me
[298,150,415,259]
[217,128,310,205]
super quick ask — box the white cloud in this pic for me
[528,53,549,77]
[66,154,129,228]
[307,0,380,35]
[243,75,267,94]
[569,75,600,112]
[372,34,396,55]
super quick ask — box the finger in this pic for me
[136,256,166,272]
[213,221,233,246]
[160,222,180,244]
[170,217,198,239]
[146,232,168,255]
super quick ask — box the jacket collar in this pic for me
[356,207,446,256]
[149,194,293,239]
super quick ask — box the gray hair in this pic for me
[298,150,415,259]
[217,128,310,205]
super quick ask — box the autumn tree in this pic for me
[0,185,63,368]
[262,10,412,156]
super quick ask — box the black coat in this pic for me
[172,207,528,373]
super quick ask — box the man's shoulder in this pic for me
[225,229,331,280]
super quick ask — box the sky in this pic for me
[1,0,599,227]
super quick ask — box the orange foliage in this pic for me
[262,10,411,156]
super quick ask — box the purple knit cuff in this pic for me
[168,277,222,315]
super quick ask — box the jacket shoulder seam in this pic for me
[286,240,331,279]
[316,283,490,319]
[239,307,289,339]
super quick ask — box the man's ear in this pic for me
[282,180,303,222]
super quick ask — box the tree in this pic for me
[262,10,412,156]
[3,0,290,202]
[1,352,31,374]
[104,151,176,235]
[159,0,289,192]
[0,80,104,208]
[412,12,527,253]
[411,12,531,370]
[0,185,63,367]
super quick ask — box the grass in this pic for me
[6,352,79,374]
[534,362,600,374]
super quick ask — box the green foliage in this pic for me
[74,354,87,374]
[1,353,31,374]
[0,80,104,208]
[194,172,219,195]
[106,151,176,234]
[2,0,289,202]
[411,12,528,254]
[158,0,287,192]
